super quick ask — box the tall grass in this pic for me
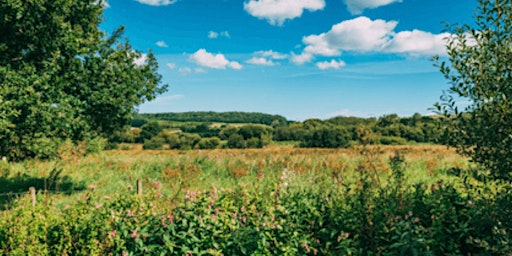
[1,145,510,255]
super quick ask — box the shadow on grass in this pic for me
[0,167,87,210]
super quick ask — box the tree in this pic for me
[433,0,512,180]
[140,121,164,141]
[0,0,167,160]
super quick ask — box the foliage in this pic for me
[301,126,351,148]
[0,146,510,255]
[139,111,288,126]
[433,0,512,180]
[0,0,167,161]
[142,137,165,150]
[140,121,164,141]
[197,137,221,149]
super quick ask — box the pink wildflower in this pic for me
[130,230,140,239]
[153,181,162,190]
[108,230,117,239]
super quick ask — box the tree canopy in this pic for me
[434,0,512,180]
[0,0,167,160]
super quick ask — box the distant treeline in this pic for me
[111,112,444,150]
[135,111,288,126]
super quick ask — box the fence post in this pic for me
[137,180,142,196]
[29,187,36,207]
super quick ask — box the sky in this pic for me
[100,0,479,121]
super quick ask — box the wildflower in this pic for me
[88,184,97,190]
[127,210,134,217]
[155,193,163,199]
[130,230,140,239]
[95,203,103,209]
[257,173,265,180]
[302,241,311,253]
[108,230,117,239]
[153,181,162,190]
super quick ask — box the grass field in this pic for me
[1,145,466,203]
[1,145,510,255]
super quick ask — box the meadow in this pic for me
[0,145,510,255]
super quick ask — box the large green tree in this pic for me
[0,0,167,160]
[434,0,511,180]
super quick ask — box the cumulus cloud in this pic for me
[244,0,325,26]
[257,50,288,59]
[135,0,177,6]
[316,59,346,70]
[189,49,242,70]
[208,31,230,39]
[247,57,276,66]
[247,50,288,66]
[291,52,314,65]
[384,30,450,56]
[166,63,176,69]
[344,0,402,15]
[156,40,168,47]
[293,16,449,66]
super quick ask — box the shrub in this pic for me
[197,137,221,149]
[378,136,408,145]
[142,137,164,150]
[227,134,246,149]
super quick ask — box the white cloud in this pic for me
[247,57,276,66]
[229,62,243,70]
[344,0,402,15]
[293,16,449,64]
[316,59,346,70]
[247,50,288,66]
[208,30,230,39]
[257,50,288,59]
[178,67,192,75]
[322,16,397,52]
[208,31,218,39]
[178,67,208,75]
[166,63,176,69]
[189,49,243,70]
[133,53,147,66]
[156,40,168,47]
[244,0,325,26]
[194,68,207,74]
[135,0,177,6]
[384,30,450,56]
[291,52,314,65]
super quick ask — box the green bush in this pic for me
[378,136,408,145]
[197,137,221,149]
[142,137,165,150]
[227,134,246,149]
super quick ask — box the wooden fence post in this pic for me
[29,187,36,207]
[137,180,142,196]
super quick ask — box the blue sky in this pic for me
[100,0,479,121]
